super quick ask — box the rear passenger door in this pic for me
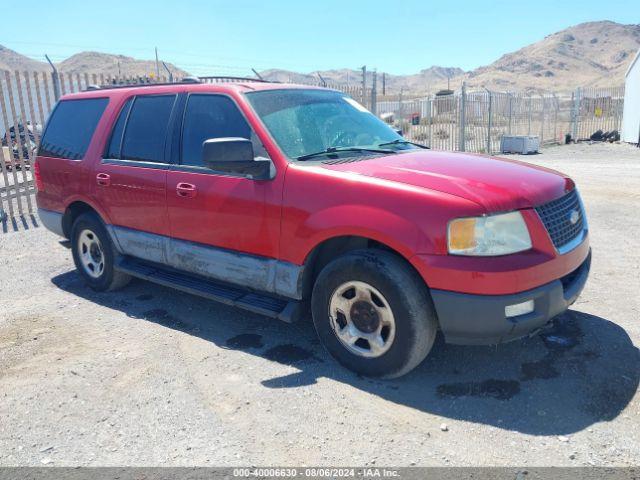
[96,94,179,264]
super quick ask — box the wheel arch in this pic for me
[300,234,427,301]
[61,198,110,238]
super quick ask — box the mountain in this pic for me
[0,45,46,71]
[58,52,188,78]
[466,21,640,91]
[1,20,638,92]
[0,46,188,78]
[261,21,639,93]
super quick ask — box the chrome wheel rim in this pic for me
[78,229,105,279]
[328,281,396,358]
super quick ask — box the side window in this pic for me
[121,95,176,163]
[181,94,268,167]
[39,98,108,160]
[105,97,133,159]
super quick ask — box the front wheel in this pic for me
[311,249,438,378]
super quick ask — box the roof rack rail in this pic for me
[81,75,273,92]
[199,76,275,83]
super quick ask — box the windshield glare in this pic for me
[246,89,412,160]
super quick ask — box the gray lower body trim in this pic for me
[111,226,168,265]
[38,208,65,237]
[110,226,304,300]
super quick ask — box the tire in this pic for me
[311,249,438,378]
[71,212,131,292]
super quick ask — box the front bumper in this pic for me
[430,250,591,345]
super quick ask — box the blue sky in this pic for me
[1,0,638,76]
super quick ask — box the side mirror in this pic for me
[202,137,271,180]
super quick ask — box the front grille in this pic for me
[535,189,586,251]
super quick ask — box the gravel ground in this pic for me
[0,142,639,467]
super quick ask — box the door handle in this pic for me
[176,182,197,198]
[96,173,110,186]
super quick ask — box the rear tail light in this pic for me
[34,159,44,191]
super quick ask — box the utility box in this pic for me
[500,135,540,154]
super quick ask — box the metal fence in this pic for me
[0,70,175,225]
[375,85,625,153]
[0,67,625,226]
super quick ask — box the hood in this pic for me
[321,150,571,212]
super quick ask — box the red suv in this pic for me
[35,80,590,378]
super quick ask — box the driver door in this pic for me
[165,93,282,274]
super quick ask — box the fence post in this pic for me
[485,88,493,154]
[540,94,545,145]
[397,88,404,133]
[361,65,367,106]
[370,70,377,115]
[458,82,466,152]
[427,96,432,148]
[527,96,532,135]
[507,94,513,135]
[162,62,173,83]
[552,93,558,143]
[45,54,61,101]
[572,87,581,140]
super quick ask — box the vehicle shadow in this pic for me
[52,270,640,436]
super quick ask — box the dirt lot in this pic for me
[1,142,639,467]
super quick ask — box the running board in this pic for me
[116,256,305,323]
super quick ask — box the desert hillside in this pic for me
[0,47,187,78]
[466,20,640,91]
[262,21,639,93]
[1,20,638,92]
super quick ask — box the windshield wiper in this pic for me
[378,139,430,149]
[296,146,396,161]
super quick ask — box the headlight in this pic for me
[448,211,532,256]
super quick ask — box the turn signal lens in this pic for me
[448,218,477,251]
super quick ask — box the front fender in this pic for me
[290,204,434,264]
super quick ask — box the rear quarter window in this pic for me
[38,98,109,160]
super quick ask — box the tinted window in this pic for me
[181,94,266,167]
[121,95,176,163]
[105,97,133,159]
[39,98,109,160]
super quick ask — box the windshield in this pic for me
[246,89,414,160]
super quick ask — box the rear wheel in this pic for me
[311,249,438,378]
[71,212,131,291]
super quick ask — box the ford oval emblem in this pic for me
[569,209,580,225]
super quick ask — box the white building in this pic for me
[622,48,640,144]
